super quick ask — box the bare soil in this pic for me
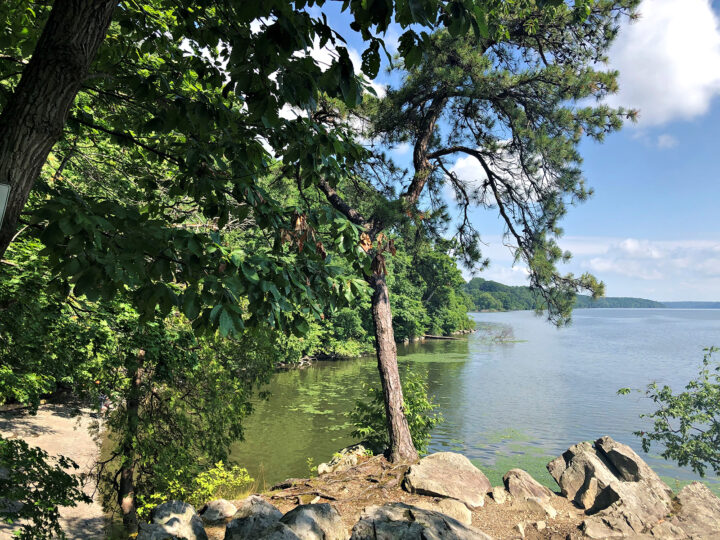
[0,403,106,540]
[206,454,587,540]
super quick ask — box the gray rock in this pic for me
[317,444,368,476]
[413,498,473,526]
[349,503,492,540]
[671,481,720,538]
[256,522,302,540]
[502,469,553,502]
[549,437,674,538]
[403,452,491,509]
[200,499,237,523]
[150,501,208,540]
[225,495,283,540]
[280,503,346,540]
[137,523,176,540]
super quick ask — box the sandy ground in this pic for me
[0,403,106,539]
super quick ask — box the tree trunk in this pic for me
[369,266,419,463]
[118,352,142,534]
[0,0,116,258]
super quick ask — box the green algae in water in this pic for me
[485,428,532,444]
[473,450,558,491]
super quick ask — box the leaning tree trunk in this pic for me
[118,352,142,534]
[0,0,116,258]
[369,264,419,463]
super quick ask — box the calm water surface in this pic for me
[232,309,720,492]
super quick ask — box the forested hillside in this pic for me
[464,277,664,311]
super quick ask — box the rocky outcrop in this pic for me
[143,500,208,540]
[549,436,675,538]
[403,452,491,508]
[503,469,553,502]
[349,503,492,539]
[225,495,283,539]
[199,499,237,523]
[279,503,346,540]
[317,444,368,476]
[671,482,720,538]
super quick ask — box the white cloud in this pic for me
[607,0,720,126]
[656,134,678,148]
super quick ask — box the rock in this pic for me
[514,497,557,519]
[256,522,303,539]
[225,495,283,540]
[549,436,674,538]
[279,503,346,540]
[271,479,306,490]
[535,520,546,531]
[200,499,237,523]
[491,486,508,505]
[503,469,553,501]
[514,522,525,539]
[349,503,492,540]
[403,452,491,508]
[150,501,208,540]
[137,523,176,540]
[671,481,720,538]
[317,444,368,475]
[414,498,472,526]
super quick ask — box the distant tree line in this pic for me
[464,277,664,312]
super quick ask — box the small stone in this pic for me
[535,520,546,531]
[414,498,473,526]
[516,497,557,519]
[280,503,345,540]
[515,522,525,538]
[491,486,508,505]
[503,469,553,502]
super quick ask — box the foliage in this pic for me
[0,438,91,540]
[365,1,640,325]
[620,347,720,477]
[465,277,663,312]
[350,369,442,454]
[136,461,253,517]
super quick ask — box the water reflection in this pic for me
[232,310,720,493]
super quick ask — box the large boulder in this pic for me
[225,495,283,540]
[413,498,473,526]
[148,500,208,540]
[502,469,553,502]
[548,437,674,538]
[200,499,237,523]
[349,503,492,540]
[317,444,368,475]
[279,503,346,540]
[671,482,720,538]
[403,452,491,508]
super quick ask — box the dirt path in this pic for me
[0,403,106,539]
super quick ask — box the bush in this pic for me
[350,368,442,454]
[0,438,91,540]
[136,461,253,518]
[621,347,720,477]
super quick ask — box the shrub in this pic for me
[136,461,253,518]
[350,368,442,454]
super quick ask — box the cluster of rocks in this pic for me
[137,435,720,540]
[548,435,720,538]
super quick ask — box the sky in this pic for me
[311,0,720,301]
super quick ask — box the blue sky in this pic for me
[310,0,720,301]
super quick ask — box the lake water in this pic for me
[231,309,720,493]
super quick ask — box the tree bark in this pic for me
[0,0,116,258]
[118,352,142,534]
[369,264,419,463]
